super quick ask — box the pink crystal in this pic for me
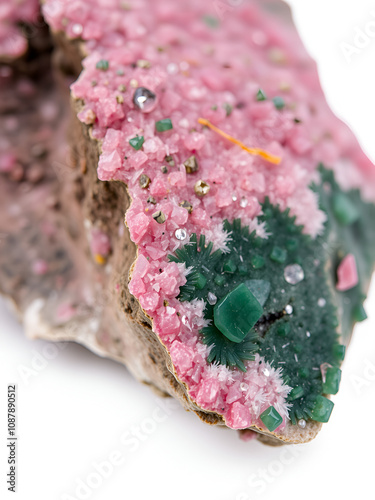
[336,254,358,291]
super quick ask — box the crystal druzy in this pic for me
[41,0,375,436]
[169,166,375,425]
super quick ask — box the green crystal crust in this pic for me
[168,167,375,425]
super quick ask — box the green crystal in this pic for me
[288,386,304,401]
[256,89,267,101]
[244,280,271,306]
[352,303,367,322]
[96,59,109,71]
[193,272,207,290]
[277,323,290,337]
[332,193,360,225]
[213,283,263,343]
[270,246,287,263]
[223,259,237,273]
[156,118,173,132]
[214,274,225,286]
[129,135,144,150]
[323,367,341,395]
[286,237,299,252]
[333,344,346,362]
[238,264,248,275]
[273,96,285,110]
[299,367,309,378]
[251,254,265,269]
[310,395,334,423]
[260,406,283,432]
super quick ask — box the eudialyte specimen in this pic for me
[169,166,375,427]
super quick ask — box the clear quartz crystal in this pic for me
[175,228,187,240]
[285,304,293,315]
[133,87,157,112]
[298,419,306,429]
[240,197,248,208]
[207,292,217,305]
[284,264,304,285]
[318,297,326,307]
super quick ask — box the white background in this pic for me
[1,1,375,499]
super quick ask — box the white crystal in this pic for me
[167,63,178,75]
[133,87,157,112]
[306,331,311,338]
[240,383,249,392]
[298,419,306,429]
[285,304,293,315]
[318,298,326,307]
[72,23,83,35]
[284,264,304,285]
[175,228,187,241]
[232,194,238,201]
[207,292,217,305]
[240,197,248,208]
[262,368,270,377]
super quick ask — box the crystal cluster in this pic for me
[42,0,375,433]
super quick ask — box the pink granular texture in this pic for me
[43,0,375,431]
[0,0,40,59]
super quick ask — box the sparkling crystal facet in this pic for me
[213,283,263,343]
[240,197,248,208]
[175,228,187,241]
[133,87,157,113]
[260,406,283,432]
[207,292,217,305]
[194,180,210,197]
[310,395,334,423]
[285,304,293,315]
[284,264,304,285]
[298,419,306,429]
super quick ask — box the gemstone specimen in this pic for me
[260,406,283,432]
[322,367,342,395]
[213,283,263,343]
[310,395,334,423]
[132,87,157,113]
[284,264,304,285]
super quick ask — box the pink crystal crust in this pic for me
[42,0,375,431]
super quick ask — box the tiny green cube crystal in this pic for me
[310,395,334,423]
[260,406,283,432]
[288,386,304,401]
[155,118,173,132]
[129,135,145,150]
[323,367,342,395]
[213,283,263,343]
[270,246,287,264]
